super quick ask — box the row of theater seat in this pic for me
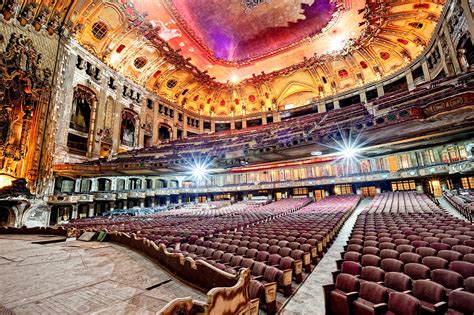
[324,273,473,315]
[168,196,360,313]
[444,190,474,222]
[325,192,474,315]
[68,197,340,314]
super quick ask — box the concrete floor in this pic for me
[281,198,372,315]
[0,235,205,315]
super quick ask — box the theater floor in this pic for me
[0,235,205,314]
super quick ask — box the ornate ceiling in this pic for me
[68,0,444,117]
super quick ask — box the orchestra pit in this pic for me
[0,0,473,314]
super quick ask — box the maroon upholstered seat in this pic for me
[353,282,388,315]
[248,241,259,249]
[404,263,430,280]
[379,242,397,250]
[465,254,474,263]
[438,250,463,263]
[431,242,451,252]
[240,257,255,269]
[399,252,422,264]
[386,292,421,315]
[255,251,270,262]
[363,246,380,256]
[380,249,399,260]
[452,245,473,256]
[344,251,362,262]
[251,261,267,279]
[396,244,415,253]
[324,274,360,315]
[381,258,404,273]
[361,254,381,267]
[267,254,281,267]
[268,245,280,255]
[465,277,474,293]
[258,243,270,252]
[279,247,292,257]
[228,244,239,253]
[360,266,385,284]
[446,290,474,315]
[412,240,429,249]
[394,239,411,246]
[416,247,437,258]
[236,246,248,256]
[384,272,412,294]
[422,256,449,270]
[412,279,447,314]
[246,248,258,259]
[449,261,474,279]
[431,269,464,294]
[341,261,362,276]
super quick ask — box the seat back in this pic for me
[448,290,474,314]
[381,258,404,273]
[341,261,362,276]
[359,281,387,304]
[422,256,448,270]
[399,252,421,264]
[388,292,421,315]
[385,272,411,293]
[360,266,385,283]
[335,273,360,293]
[415,246,436,258]
[412,279,446,305]
[450,261,474,279]
[404,263,430,280]
[438,250,463,263]
[361,254,381,267]
[431,269,463,290]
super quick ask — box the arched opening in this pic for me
[49,205,72,225]
[158,125,171,141]
[145,179,153,189]
[116,179,125,191]
[54,176,75,194]
[80,179,92,192]
[0,206,15,227]
[121,110,137,147]
[78,204,90,219]
[458,33,474,67]
[67,87,94,156]
[169,180,179,188]
[130,178,142,190]
[155,179,167,188]
[97,178,111,191]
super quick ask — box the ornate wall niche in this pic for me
[0,33,51,187]
[120,109,137,147]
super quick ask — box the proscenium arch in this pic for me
[277,82,319,105]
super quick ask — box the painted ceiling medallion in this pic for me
[163,0,336,63]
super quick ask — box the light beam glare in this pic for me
[185,154,214,184]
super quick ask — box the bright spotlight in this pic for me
[341,146,358,159]
[192,165,207,179]
[230,74,239,84]
[185,155,213,184]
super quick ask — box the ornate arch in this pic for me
[120,109,138,147]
